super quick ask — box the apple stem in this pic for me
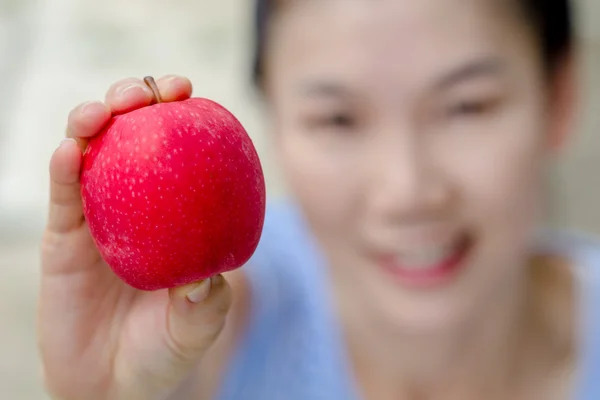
[143,76,163,104]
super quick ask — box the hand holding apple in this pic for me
[39,76,254,400]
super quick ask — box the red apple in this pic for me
[80,77,266,291]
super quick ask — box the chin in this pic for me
[361,254,526,338]
[358,253,496,336]
[376,291,475,336]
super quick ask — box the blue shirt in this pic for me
[215,202,600,400]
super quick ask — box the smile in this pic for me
[376,232,474,289]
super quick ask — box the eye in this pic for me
[306,112,357,131]
[446,98,498,118]
[323,113,355,128]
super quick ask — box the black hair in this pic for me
[251,0,573,89]
[520,0,574,73]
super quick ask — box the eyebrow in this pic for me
[432,57,507,90]
[297,58,506,99]
[300,81,353,99]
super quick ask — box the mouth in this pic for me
[375,232,474,289]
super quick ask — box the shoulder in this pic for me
[540,230,600,327]
[541,231,600,397]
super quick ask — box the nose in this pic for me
[367,135,452,223]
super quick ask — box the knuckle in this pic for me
[164,322,215,366]
[41,230,73,262]
[164,335,200,365]
[41,227,93,268]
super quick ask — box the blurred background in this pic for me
[0,0,598,398]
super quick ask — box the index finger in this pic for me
[66,101,111,152]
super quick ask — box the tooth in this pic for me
[395,245,454,270]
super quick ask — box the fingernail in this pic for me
[80,101,99,115]
[211,274,225,285]
[162,75,180,83]
[118,83,149,98]
[186,279,212,303]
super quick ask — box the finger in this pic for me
[154,75,193,102]
[105,77,154,114]
[166,275,232,366]
[104,75,192,114]
[47,138,84,234]
[66,101,111,151]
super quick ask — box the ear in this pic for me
[546,50,579,153]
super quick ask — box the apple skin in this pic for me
[80,97,266,291]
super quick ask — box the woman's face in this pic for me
[265,0,573,332]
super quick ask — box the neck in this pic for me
[334,264,551,399]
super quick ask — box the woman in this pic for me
[38,0,599,399]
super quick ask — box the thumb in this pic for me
[165,274,232,366]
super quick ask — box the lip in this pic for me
[375,233,473,289]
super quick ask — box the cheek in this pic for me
[468,149,544,247]
[277,129,364,237]
[444,116,547,237]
